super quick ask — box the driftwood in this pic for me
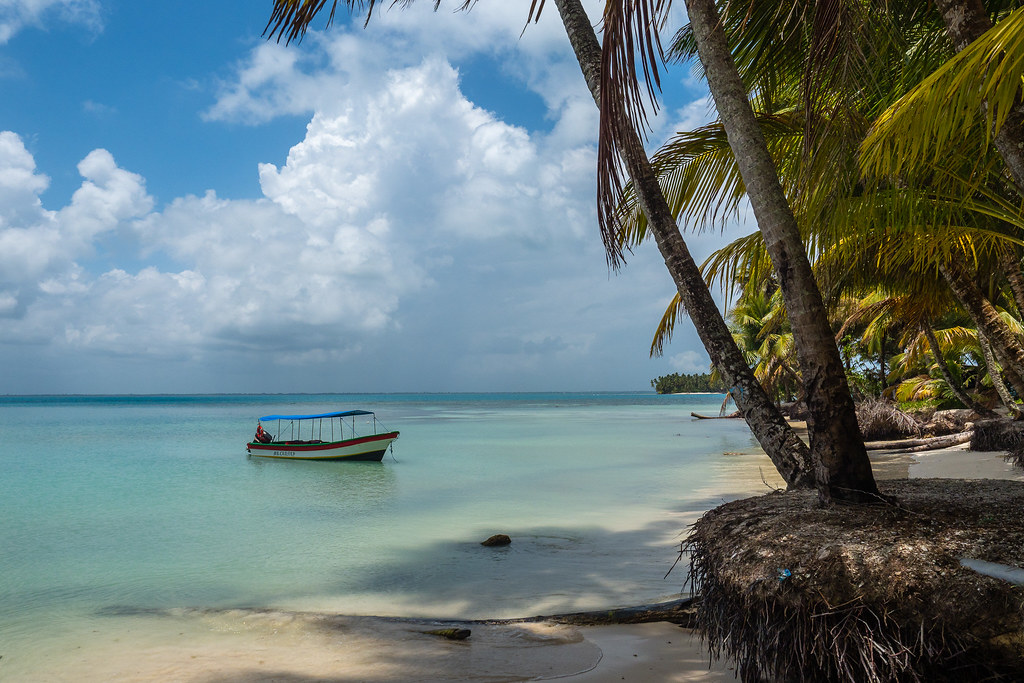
[864,430,972,452]
[423,627,471,640]
[505,597,697,627]
[109,598,700,630]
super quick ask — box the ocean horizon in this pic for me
[0,391,779,679]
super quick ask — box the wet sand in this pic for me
[14,444,1020,682]
[569,623,734,682]
[15,609,731,682]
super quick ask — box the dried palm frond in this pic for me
[856,396,920,440]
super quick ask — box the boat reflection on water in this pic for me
[246,456,399,510]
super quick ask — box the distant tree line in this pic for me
[651,372,726,394]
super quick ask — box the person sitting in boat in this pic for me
[254,423,273,444]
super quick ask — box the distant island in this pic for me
[650,372,725,394]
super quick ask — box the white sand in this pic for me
[19,613,731,682]
[570,623,734,682]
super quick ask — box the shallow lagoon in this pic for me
[0,392,781,678]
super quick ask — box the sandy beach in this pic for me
[20,443,1020,682]
[27,609,733,681]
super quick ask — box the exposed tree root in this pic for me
[686,479,1024,682]
[973,418,1024,452]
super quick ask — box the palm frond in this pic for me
[650,292,685,357]
[266,0,342,43]
[265,0,482,43]
[596,1,672,266]
[615,109,823,253]
[860,6,1024,179]
[894,374,945,402]
[700,231,774,306]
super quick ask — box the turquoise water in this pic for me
[0,392,774,677]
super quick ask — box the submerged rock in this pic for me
[481,534,511,547]
[423,627,471,640]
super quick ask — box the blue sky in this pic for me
[0,0,742,394]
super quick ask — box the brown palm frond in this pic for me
[265,0,468,44]
[266,0,344,43]
[597,1,672,268]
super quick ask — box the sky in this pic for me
[0,0,744,394]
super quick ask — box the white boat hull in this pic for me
[246,431,399,461]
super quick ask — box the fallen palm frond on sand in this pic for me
[856,398,922,441]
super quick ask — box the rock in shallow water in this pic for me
[424,628,471,640]
[481,534,511,547]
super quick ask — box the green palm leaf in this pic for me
[861,6,1024,179]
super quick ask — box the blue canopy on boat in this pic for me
[258,410,374,421]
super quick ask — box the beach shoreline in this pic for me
[12,443,1020,682]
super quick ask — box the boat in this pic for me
[246,410,399,461]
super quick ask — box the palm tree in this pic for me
[602,0,879,502]
[261,0,819,488]
[837,285,996,414]
[919,319,992,413]
[857,6,1024,399]
[553,0,818,486]
[727,285,801,403]
[616,0,1024,421]
[933,2,1024,188]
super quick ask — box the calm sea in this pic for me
[0,392,780,677]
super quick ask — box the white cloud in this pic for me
[82,99,115,116]
[133,189,417,347]
[0,0,726,392]
[669,95,716,137]
[0,135,150,289]
[0,49,600,368]
[203,41,335,124]
[59,149,153,243]
[670,349,710,373]
[205,2,605,126]
[332,1,594,64]
[0,0,101,44]
[0,130,50,226]
[257,57,594,244]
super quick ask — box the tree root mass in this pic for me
[687,479,1024,682]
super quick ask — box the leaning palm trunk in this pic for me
[264,1,815,488]
[938,261,1024,400]
[922,320,993,415]
[554,0,813,488]
[1000,249,1024,316]
[684,0,879,503]
[978,331,1022,417]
